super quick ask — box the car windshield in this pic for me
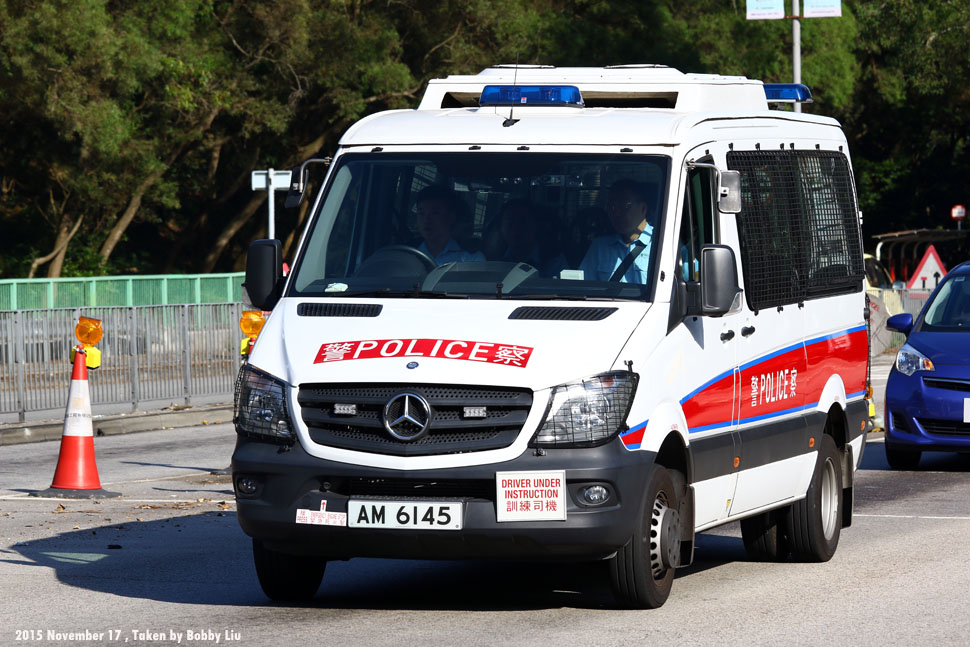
[289,153,669,301]
[922,274,970,330]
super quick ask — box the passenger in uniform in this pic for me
[415,185,485,265]
[579,179,653,284]
[579,179,653,283]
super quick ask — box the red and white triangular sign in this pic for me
[906,244,947,290]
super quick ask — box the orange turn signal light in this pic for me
[809,437,816,448]
[240,310,266,337]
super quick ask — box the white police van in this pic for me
[233,65,869,608]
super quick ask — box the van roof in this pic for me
[339,65,841,148]
[419,65,766,112]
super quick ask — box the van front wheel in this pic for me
[252,539,326,602]
[609,465,680,609]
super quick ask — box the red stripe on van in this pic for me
[682,328,867,433]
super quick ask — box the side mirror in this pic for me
[886,313,914,335]
[245,239,283,311]
[718,170,742,214]
[284,157,331,209]
[284,167,309,209]
[686,245,742,317]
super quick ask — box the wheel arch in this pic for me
[816,374,848,430]
[656,431,692,485]
[637,401,692,483]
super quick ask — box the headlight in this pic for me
[895,343,935,377]
[532,371,638,448]
[234,365,295,443]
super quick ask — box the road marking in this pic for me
[857,513,970,520]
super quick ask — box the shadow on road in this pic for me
[859,437,970,472]
[3,513,750,611]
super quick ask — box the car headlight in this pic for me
[895,343,935,377]
[532,371,638,448]
[234,365,295,443]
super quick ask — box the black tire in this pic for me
[252,539,326,602]
[787,434,842,562]
[740,509,791,562]
[610,466,681,609]
[885,442,921,470]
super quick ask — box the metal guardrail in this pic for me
[0,304,243,422]
[0,273,245,310]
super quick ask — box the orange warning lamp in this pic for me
[75,316,104,346]
[71,316,103,369]
[240,310,266,337]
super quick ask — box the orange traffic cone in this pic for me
[31,346,119,499]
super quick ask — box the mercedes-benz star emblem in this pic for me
[382,393,431,442]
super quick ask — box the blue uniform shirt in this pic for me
[578,225,653,283]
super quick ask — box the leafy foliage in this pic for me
[0,0,965,278]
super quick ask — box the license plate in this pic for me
[347,500,462,530]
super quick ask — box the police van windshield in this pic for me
[290,153,669,301]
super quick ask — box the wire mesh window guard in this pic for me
[727,150,864,311]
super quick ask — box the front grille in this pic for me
[508,306,617,321]
[297,383,533,456]
[917,418,970,437]
[923,377,970,393]
[297,303,383,317]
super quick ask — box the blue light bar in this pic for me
[763,83,813,103]
[479,85,584,107]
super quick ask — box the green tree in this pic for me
[1,0,968,278]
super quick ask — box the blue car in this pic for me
[885,261,970,469]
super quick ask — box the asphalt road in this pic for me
[2,417,969,647]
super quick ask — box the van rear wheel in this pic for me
[787,434,842,562]
[609,465,680,609]
[252,539,326,602]
[740,509,791,562]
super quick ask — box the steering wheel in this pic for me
[354,245,437,278]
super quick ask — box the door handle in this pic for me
[720,330,735,342]
[741,326,756,337]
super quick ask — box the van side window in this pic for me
[678,167,716,281]
[727,150,863,310]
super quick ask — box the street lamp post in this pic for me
[251,169,293,240]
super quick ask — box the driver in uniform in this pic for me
[415,185,485,264]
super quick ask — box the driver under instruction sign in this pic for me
[496,470,567,522]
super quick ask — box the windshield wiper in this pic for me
[507,293,637,301]
[336,288,469,299]
[505,293,591,301]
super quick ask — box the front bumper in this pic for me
[885,367,970,451]
[231,435,655,561]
